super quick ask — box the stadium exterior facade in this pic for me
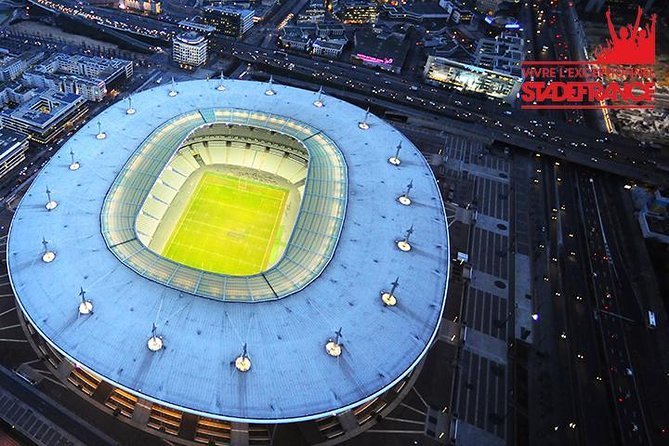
[7,79,450,445]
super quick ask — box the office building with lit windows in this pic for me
[0,128,29,180]
[0,88,88,144]
[203,6,255,38]
[423,55,521,101]
[335,0,379,24]
[173,31,208,68]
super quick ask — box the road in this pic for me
[0,366,118,446]
[575,174,651,445]
[22,0,669,186]
[223,43,668,186]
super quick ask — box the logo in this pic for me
[520,7,656,110]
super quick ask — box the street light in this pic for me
[41,237,55,263]
[95,121,106,139]
[126,97,135,115]
[78,287,93,315]
[69,149,80,171]
[168,77,178,97]
[389,141,402,165]
[358,107,370,129]
[381,277,399,306]
[265,75,276,96]
[398,179,413,205]
[325,328,343,357]
[45,186,58,211]
[531,313,539,321]
[313,86,324,107]
[235,343,251,372]
[147,323,163,352]
[396,224,414,251]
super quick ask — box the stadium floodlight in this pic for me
[313,86,324,108]
[45,186,58,211]
[358,107,370,130]
[389,141,402,166]
[217,73,226,92]
[78,287,93,315]
[396,224,414,252]
[69,149,80,171]
[325,327,343,357]
[235,343,252,372]
[147,323,164,352]
[95,121,106,140]
[398,179,413,205]
[265,75,276,96]
[41,237,55,263]
[169,77,178,97]
[381,277,399,306]
[126,97,136,115]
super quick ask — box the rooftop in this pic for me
[175,31,206,45]
[0,88,84,128]
[8,79,449,423]
[0,128,27,158]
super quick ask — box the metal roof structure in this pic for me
[102,108,347,302]
[7,79,450,423]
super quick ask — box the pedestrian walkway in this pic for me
[0,388,83,446]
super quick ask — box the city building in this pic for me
[0,83,39,107]
[297,0,327,23]
[381,2,450,23]
[7,78,449,446]
[316,22,345,37]
[0,51,44,82]
[438,0,473,23]
[279,27,313,52]
[312,37,347,57]
[42,54,133,83]
[253,0,279,23]
[203,6,255,38]
[59,76,107,102]
[474,31,524,77]
[335,0,379,24]
[351,27,411,73]
[122,0,161,14]
[0,88,88,144]
[475,0,505,14]
[482,14,522,34]
[172,31,208,69]
[423,55,521,101]
[177,20,217,34]
[26,53,133,102]
[637,190,669,244]
[0,128,29,180]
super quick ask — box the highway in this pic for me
[20,0,669,186]
[576,174,651,445]
[222,42,669,186]
[22,0,669,187]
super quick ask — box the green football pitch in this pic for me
[162,172,288,276]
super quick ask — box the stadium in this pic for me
[7,79,450,445]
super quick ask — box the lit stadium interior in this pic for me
[138,124,308,275]
[7,79,450,446]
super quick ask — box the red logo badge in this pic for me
[520,7,656,110]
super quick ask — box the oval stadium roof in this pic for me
[7,79,450,423]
